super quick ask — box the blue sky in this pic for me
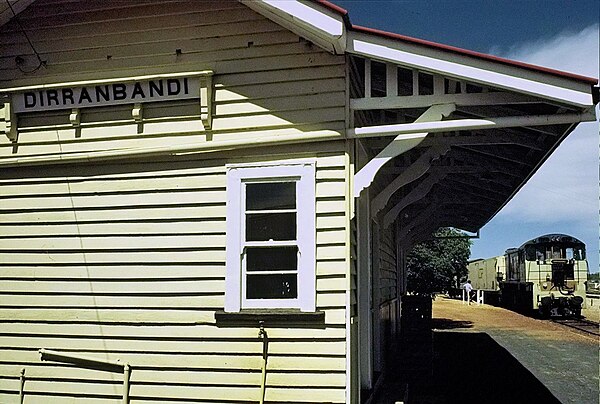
[335,1,600,272]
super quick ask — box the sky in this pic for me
[334,1,600,272]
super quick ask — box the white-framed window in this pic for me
[225,162,316,312]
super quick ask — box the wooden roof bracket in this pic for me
[3,101,17,142]
[200,73,213,130]
[353,103,455,197]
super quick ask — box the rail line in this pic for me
[551,318,600,336]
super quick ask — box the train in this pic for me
[468,234,588,317]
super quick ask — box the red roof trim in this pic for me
[310,1,598,85]
[352,25,598,85]
[314,0,348,16]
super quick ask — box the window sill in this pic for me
[214,309,325,328]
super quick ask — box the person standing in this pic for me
[464,280,474,304]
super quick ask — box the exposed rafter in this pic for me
[351,91,544,111]
[348,110,595,139]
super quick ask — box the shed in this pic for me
[0,1,597,403]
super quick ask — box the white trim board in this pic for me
[348,36,593,108]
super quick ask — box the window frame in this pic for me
[225,161,316,312]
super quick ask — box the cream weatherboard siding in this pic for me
[0,150,350,403]
[0,0,350,402]
[0,0,345,161]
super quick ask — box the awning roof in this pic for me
[243,0,598,243]
[314,0,597,85]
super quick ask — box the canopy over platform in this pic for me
[246,0,599,245]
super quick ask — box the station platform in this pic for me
[371,296,598,404]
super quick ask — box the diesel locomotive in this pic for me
[468,234,588,317]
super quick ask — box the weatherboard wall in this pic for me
[0,1,350,403]
[0,0,346,161]
[0,149,350,403]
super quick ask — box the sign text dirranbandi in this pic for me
[13,77,200,113]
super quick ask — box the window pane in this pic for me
[246,274,297,299]
[246,212,296,241]
[246,182,295,210]
[246,247,297,272]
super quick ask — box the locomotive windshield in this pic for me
[524,243,585,261]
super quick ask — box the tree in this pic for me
[406,227,472,296]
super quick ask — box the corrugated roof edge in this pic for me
[313,0,598,85]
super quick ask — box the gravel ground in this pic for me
[432,296,598,404]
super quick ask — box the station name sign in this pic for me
[13,77,201,113]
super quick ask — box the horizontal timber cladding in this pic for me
[378,226,398,304]
[0,0,346,161]
[0,149,350,403]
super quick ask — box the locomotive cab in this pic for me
[500,234,587,317]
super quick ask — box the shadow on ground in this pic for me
[373,331,560,404]
[430,318,473,330]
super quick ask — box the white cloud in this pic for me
[493,25,599,225]
[492,24,599,78]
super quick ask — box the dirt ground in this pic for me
[373,296,598,403]
[432,296,598,344]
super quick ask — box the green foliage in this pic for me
[406,227,472,296]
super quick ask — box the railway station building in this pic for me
[0,1,598,403]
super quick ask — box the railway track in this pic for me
[551,318,600,336]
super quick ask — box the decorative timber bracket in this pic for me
[3,101,17,142]
[352,103,456,197]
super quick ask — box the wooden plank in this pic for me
[316,200,346,215]
[0,250,226,264]
[4,12,277,43]
[218,65,344,87]
[0,307,345,326]
[0,323,346,339]
[317,229,347,245]
[316,168,346,180]
[0,337,345,355]
[1,125,345,160]
[2,52,344,85]
[215,92,345,116]
[0,174,225,195]
[317,245,347,261]
[215,78,346,101]
[0,393,119,404]
[3,379,345,402]
[0,191,226,210]
[323,309,346,324]
[0,279,224,294]
[0,365,347,386]
[0,41,327,71]
[0,264,225,279]
[317,278,347,292]
[0,235,226,250]
[0,294,225,309]
[13,0,244,21]
[0,205,226,223]
[317,292,346,308]
[7,24,296,57]
[316,181,346,198]
[0,350,346,371]
[0,221,226,237]
[316,260,347,276]
[0,164,225,183]
[316,215,346,230]
[0,309,216,324]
